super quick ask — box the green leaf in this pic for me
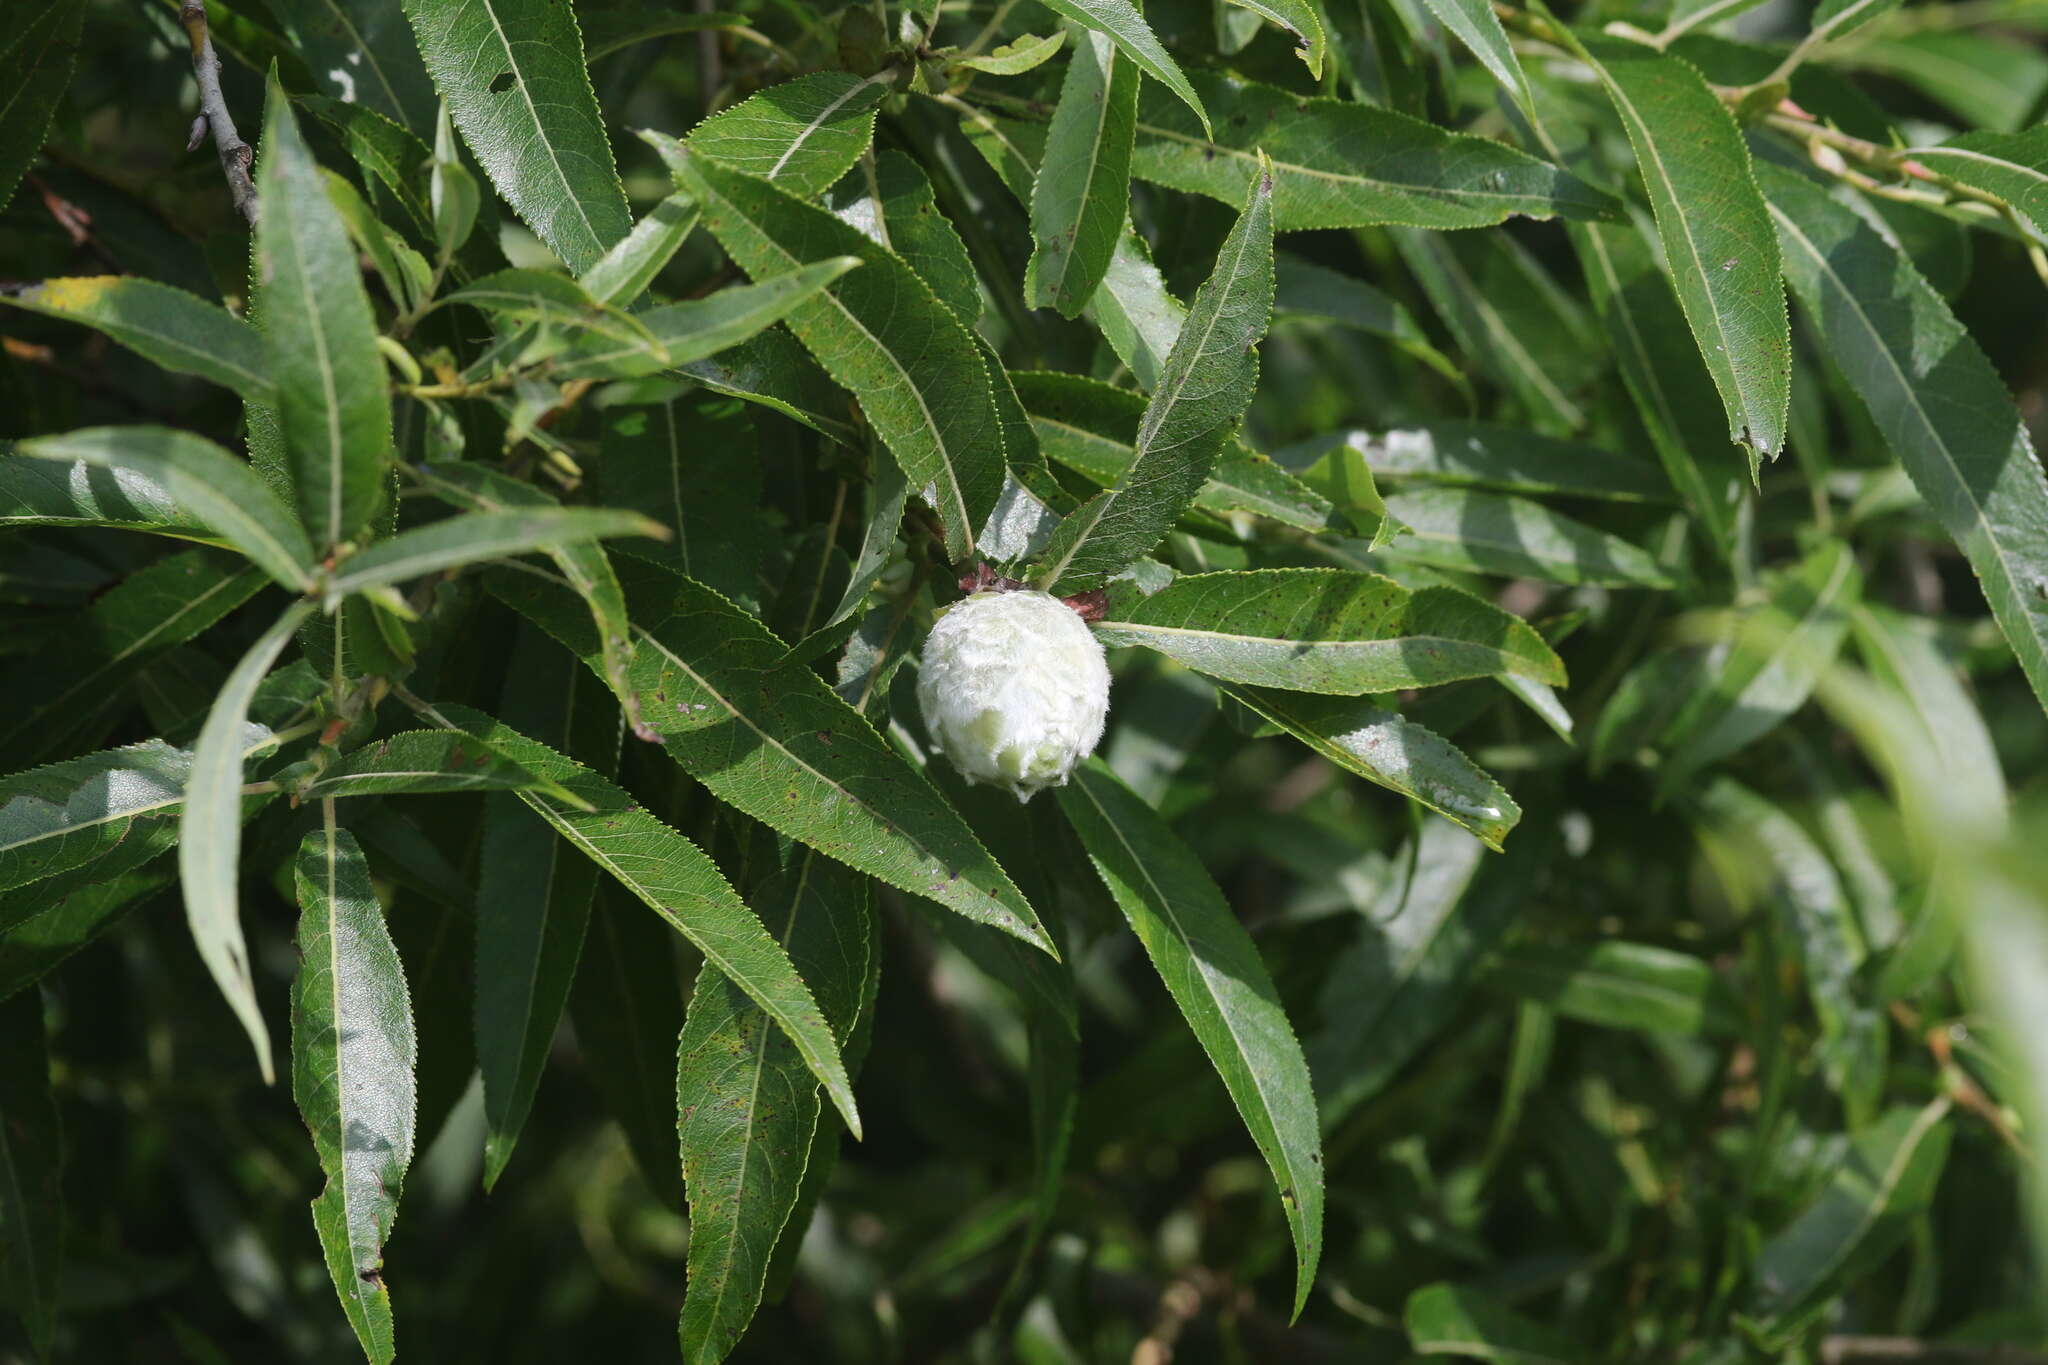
[1015,372,1329,530]
[0,989,60,1360]
[1379,488,1677,588]
[1392,227,1598,435]
[0,867,172,1003]
[1412,0,1531,111]
[0,452,218,540]
[300,97,435,240]
[1697,778,1885,1118]
[1310,819,1524,1123]
[442,269,668,353]
[1406,1282,1578,1363]
[474,630,617,1188]
[0,741,211,895]
[1033,164,1274,591]
[1128,72,1614,231]
[583,193,703,307]
[15,428,316,592]
[1480,941,1739,1037]
[420,700,864,1137]
[0,0,81,214]
[582,8,754,62]
[266,0,436,131]
[256,81,395,550]
[664,148,1006,564]
[1,277,275,405]
[0,551,262,768]
[324,508,663,605]
[1221,0,1326,77]
[291,822,416,1365]
[1096,569,1566,692]
[1742,1100,1953,1342]
[1569,218,1744,544]
[1764,163,2048,718]
[678,850,873,1364]
[402,0,630,273]
[1909,128,2048,241]
[1569,37,1790,460]
[1031,0,1211,135]
[555,257,861,380]
[598,398,766,607]
[1658,541,1860,792]
[1057,760,1322,1318]
[1851,606,2007,824]
[292,731,567,803]
[954,30,1067,75]
[1028,28,1139,318]
[1272,253,1463,384]
[490,563,1052,953]
[181,601,312,1085]
[1221,687,1520,849]
[1803,0,1903,52]
[684,72,892,199]
[1284,423,1671,503]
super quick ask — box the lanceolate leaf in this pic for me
[1743,1100,1952,1342]
[292,731,569,803]
[1571,37,1789,460]
[420,701,863,1137]
[1033,165,1274,591]
[1057,760,1322,1318]
[181,601,312,1085]
[0,0,80,214]
[323,508,663,605]
[489,563,1051,952]
[1909,128,2048,240]
[1126,73,1614,231]
[1028,29,1139,318]
[442,270,667,352]
[583,193,703,307]
[1479,941,1739,1037]
[1221,0,1326,77]
[1285,424,1671,503]
[402,0,630,273]
[1380,488,1677,588]
[291,822,416,1365]
[555,257,861,380]
[666,149,1006,564]
[16,428,316,591]
[0,741,222,895]
[266,0,435,131]
[1412,0,1531,112]
[0,867,174,1002]
[1658,541,1860,792]
[0,989,61,1361]
[686,72,891,199]
[678,850,873,1364]
[475,630,617,1188]
[0,453,216,540]
[256,81,394,550]
[1094,569,1566,692]
[1222,686,1520,849]
[1032,0,1211,134]
[0,551,262,767]
[1763,163,2048,719]
[1569,218,1743,544]
[1,277,274,404]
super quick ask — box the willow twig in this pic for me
[179,2,258,225]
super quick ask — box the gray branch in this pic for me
[180,2,258,225]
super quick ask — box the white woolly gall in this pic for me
[917,590,1111,801]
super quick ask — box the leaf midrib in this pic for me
[1133,117,1541,204]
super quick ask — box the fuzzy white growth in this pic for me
[917,590,1111,801]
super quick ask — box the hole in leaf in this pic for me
[489,70,515,93]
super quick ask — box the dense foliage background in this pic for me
[4,0,2048,1360]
